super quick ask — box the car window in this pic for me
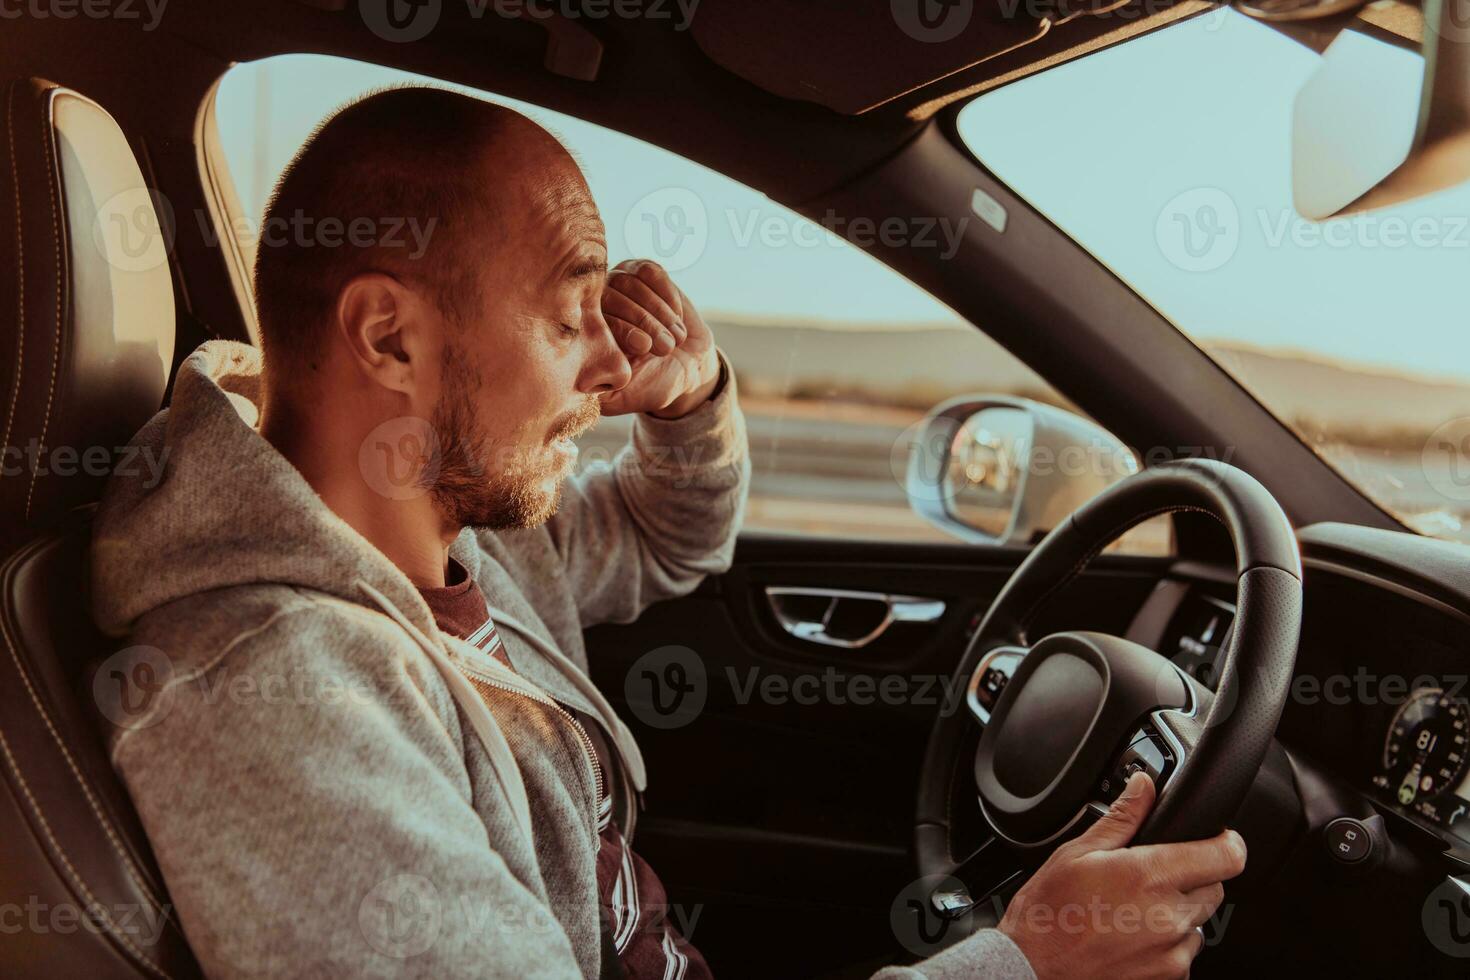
[957,10,1470,545]
[214,54,1168,553]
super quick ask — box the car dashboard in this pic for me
[1133,522,1470,865]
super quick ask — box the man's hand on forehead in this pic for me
[599,259,722,419]
[603,260,689,356]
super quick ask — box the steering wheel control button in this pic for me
[966,646,1025,725]
[1120,733,1169,782]
[1098,726,1178,803]
[977,667,1009,712]
[1324,817,1373,864]
[974,632,1192,846]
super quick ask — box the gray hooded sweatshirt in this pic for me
[90,340,1033,979]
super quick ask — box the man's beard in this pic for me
[426,348,600,531]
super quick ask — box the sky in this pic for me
[214,55,966,330]
[959,10,1470,386]
[215,11,1469,383]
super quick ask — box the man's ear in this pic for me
[334,272,430,397]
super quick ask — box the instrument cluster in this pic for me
[1161,571,1470,848]
[1371,686,1470,838]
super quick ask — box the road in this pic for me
[577,404,1470,546]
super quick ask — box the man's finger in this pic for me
[598,389,631,417]
[603,288,676,354]
[605,313,653,356]
[609,269,682,328]
[1073,771,1156,852]
[1179,882,1225,928]
[603,292,673,354]
[1133,830,1248,892]
[607,272,683,347]
[628,260,684,321]
[1169,926,1205,975]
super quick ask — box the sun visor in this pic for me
[690,0,1209,116]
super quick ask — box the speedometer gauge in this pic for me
[1376,687,1470,826]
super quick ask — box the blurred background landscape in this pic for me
[578,316,1470,545]
[219,57,1470,548]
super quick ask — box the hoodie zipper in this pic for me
[457,661,605,823]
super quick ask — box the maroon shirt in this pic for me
[421,559,711,980]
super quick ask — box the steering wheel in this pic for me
[914,459,1302,919]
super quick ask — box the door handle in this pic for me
[764,587,946,649]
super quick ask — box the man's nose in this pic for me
[578,309,632,395]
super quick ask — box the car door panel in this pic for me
[584,533,1168,976]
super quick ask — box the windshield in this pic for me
[957,10,1470,544]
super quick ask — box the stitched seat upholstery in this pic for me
[0,77,199,978]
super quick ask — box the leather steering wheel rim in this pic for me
[915,458,1303,880]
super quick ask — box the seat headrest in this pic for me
[0,78,174,541]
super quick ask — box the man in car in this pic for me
[90,86,1245,979]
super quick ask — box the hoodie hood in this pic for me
[91,340,438,641]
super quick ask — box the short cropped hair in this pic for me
[252,86,518,377]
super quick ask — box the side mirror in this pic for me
[905,396,1137,546]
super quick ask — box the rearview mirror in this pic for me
[1292,2,1470,218]
[905,396,1138,546]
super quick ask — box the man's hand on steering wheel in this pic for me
[913,458,1301,979]
[997,772,1247,979]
